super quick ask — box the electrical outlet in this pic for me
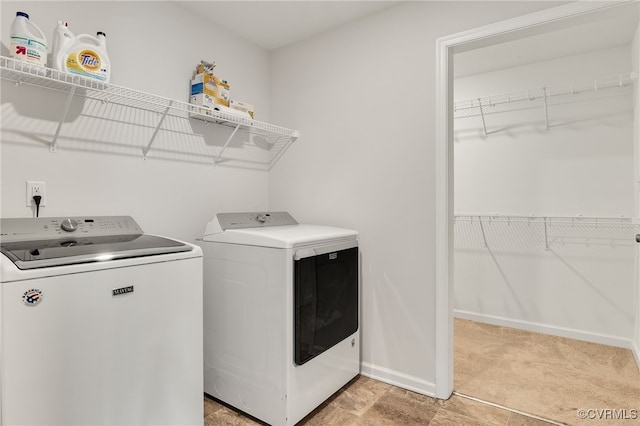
[26,181,46,207]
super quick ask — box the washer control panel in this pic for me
[0,216,144,242]
[60,218,79,232]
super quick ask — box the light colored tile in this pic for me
[359,387,439,425]
[507,412,563,426]
[329,375,392,416]
[429,407,496,426]
[386,385,443,408]
[441,395,509,426]
[204,396,224,417]
[204,407,262,426]
[298,403,360,426]
[454,318,640,426]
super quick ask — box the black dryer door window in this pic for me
[294,246,358,365]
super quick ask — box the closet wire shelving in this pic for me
[0,56,299,169]
[453,71,639,135]
[454,214,640,250]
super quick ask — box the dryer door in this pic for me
[294,244,358,365]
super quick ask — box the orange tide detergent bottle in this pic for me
[51,25,111,83]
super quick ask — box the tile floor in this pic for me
[203,375,554,426]
[454,319,640,426]
[203,319,640,425]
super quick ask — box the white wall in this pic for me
[269,1,564,395]
[1,1,272,242]
[455,217,636,346]
[453,46,636,346]
[455,46,634,217]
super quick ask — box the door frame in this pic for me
[433,0,633,399]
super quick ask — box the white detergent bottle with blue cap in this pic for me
[10,11,48,67]
[55,31,111,83]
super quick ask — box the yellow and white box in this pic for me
[191,94,252,119]
[191,73,230,106]
[230,100,254,119]
[189,93,217,117]
[190,93,218,108]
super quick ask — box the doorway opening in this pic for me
[435,1,640,423]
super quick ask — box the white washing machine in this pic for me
[198,212,360,426]
[0,216,203,426]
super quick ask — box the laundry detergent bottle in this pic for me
[49,21,74,70]
[9,11,48,66]
[59,31,111,83]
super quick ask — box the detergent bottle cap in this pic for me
[16,11,29,19]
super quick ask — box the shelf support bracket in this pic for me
[478,216,489,248]
[544,217,549,250]
[214,124,241,165]
[143,101,173,158]
[50,86,77,152]
[543,87,549,130]
[268,134,298,170]
[477,98,488,136]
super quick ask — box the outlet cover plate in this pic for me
[26,181,46,207]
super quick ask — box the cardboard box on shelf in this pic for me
[190,94,252,119]
[230,99,254,119]
[191,73,230,107]
[191,93,226,108]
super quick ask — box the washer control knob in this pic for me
[61,218,79,232]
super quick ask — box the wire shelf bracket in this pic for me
[478,216,489,248]
[214,124,241,166]
[142,101,173,159]
[50,85,77,152]
[477,98,488,136]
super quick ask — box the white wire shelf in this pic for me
[454,214,637,226]
[455,214,639,250]
[0,56,299,169]
[453,71,639,134]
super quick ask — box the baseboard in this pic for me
[454,310,633,349]
[360,362,436,397]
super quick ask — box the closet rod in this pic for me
[454,70,639,118]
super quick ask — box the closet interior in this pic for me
[453,2,640,353]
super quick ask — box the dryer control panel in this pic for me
[205,211,298,234]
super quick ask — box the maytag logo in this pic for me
[22,288,43,306]
[329,253,338,260]
[112,286,134,296]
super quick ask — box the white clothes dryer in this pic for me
[0,216,203,426]
[198,212,360,426]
